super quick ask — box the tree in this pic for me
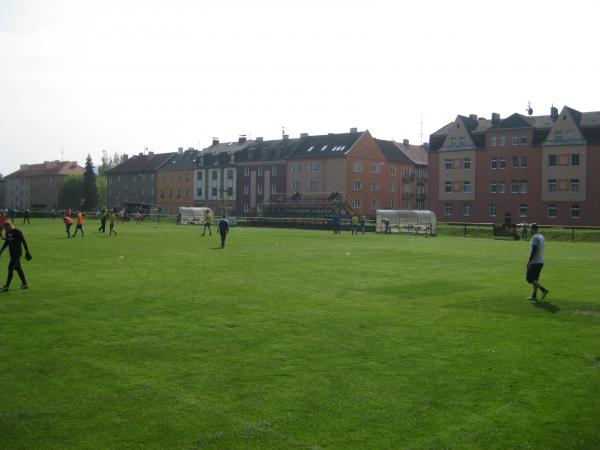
[98,150,123,176]
[59,175,84,210]
[96,175,107,208]
[82,154,98,210]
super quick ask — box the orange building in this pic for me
[156,148,198,214]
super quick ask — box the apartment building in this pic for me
[428,106,600,225]
[156,148,198,214]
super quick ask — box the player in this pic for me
[217,214,229,248]
[0,221,32,292]
[202,212,212,236]
[64,214,74,238]
[526,223,549,301]
[98,209,106,233]
[0,211,7,240]
[108,211,118,236]
[73,211,85,237]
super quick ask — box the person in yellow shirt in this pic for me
[202,212,212,236]
[109,211,118,236]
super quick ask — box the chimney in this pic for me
[212,138,219,146]
[148,151,154,157]
[492,112,500,125]
[282,134,289,140]
[256,137,264,143]
[139,152,144,156]
[122,154,129,161]
[178,147,183,154]
[469,114,478,122]
[300,133,309,138]
[403,139,409,146]
[350,127,358,133]
[238,135,247,144]
[551,106,559,121]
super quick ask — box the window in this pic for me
[498,181,506,193]
[548,155,557,166]
[257,184,263,195]
[403,200,410,209]
[571,154,580,166]
[227,169,234,180]
[499,135,506,146]
[211,187,217,197]
[463,181,471,194]
[243,185,249,194]
[185,175,189,182]
[404,167,411,176]
[520,180,528,193]
[490,181,497,193]
[499,157,507,169]
[520,155,528,167]
[390,182,397,192]
[244,167,250,176]
[353,199,362,208]
[197,171,202,180]
[547,179,557,193]
[463,203,471,216]
[520,136,528,145]
[512,156,519,168]
[211,171,218,180]
[511,180,519,193]
[389,200,396,209]
[390,167,396,176]
[570,178,580,193]
[257,167,264,176]
[371,164,381,174]
[352,180,362,191]
[463,158,471,169]
[512,136,519,145]
[571,205,580,218]
[458,136,466,146]
[291,181,301,192]
[271,184,277,194]
[243,203,249,213]
[450,137,457,147]
[548,204,557,218]
[371,182,380,192]
[445,203,453,216]
[445,159,452,169]
[291,163,302,173]
[184,190,189,199]
[555,131,563,144]
[491,136,497,146]
[176,189,181,199]
[271,166,279,176]
[445,181,452,193]
[353,162,363,173]
[196,187,202,197]
[176,175,181,182]
[566,130,575,143]
[372,199,380,209]
[490,203,497,217]
[160,190,165,199]
[309,163,320,173]
[519,204,528,218]
[491,158,498,169]
[309,180,319,192]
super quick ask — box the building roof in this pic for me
[201,140,254,154]
[392,141,428,165]
[236,137,303,163]
[288,131,365,159]
[158,149,198,171]
[5,161,84,179]
[107,152,175,174]
[375,139,412,164]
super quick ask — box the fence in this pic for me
[438,222,600,242]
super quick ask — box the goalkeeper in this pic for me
[0,221,32,292]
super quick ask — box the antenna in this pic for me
[282,125,285,137]
[61,147,64,161]
[420,115,424,146]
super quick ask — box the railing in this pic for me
[417,176,428,185]
[402,174,415,183]
[402,192,415,199]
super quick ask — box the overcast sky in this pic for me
[1,0,599,175]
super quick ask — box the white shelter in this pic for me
[178,207,213,225]
[376,210,436,235]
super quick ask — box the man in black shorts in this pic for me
[0,221,32,291]
[526,223,549,301]
[217,214,229,248]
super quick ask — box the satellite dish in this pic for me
[527,101,533,116]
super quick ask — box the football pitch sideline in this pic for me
[1,219,599,449]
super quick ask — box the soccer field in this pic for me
[1,219,599,449]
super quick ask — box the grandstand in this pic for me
[260,191,359,218]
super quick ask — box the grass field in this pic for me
[1,219,599,449]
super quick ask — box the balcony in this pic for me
[417,176,428,185]
[416,193,427,201]
[402,174,415,183]
[402,192,415,200]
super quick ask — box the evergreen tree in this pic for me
[59,175,84,209]
[82,154,98,210]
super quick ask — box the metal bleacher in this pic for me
[260,192,358,218]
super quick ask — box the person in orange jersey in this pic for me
[73,211,85,237]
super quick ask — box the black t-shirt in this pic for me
[2,228,28,257]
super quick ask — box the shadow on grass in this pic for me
[532,300,560,313]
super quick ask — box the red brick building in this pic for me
[428,106,600,225]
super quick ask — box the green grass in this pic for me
[1,219,599,449]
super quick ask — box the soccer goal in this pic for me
[376,210,436,235]
[178,207,213,225]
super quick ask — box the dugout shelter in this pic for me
[178,207,213,225]
[375,210,436,235]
